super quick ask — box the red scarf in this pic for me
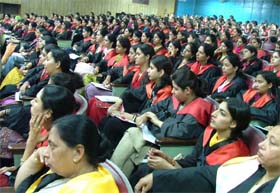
[242,60,257,71]
[83,36,92,42]
[107,54,129,68]
[155,47,168,56]
[243,89,272,108]
[172,96,213,127]
[263,65,280,78]
[202,126,250,165]
[212,75,233,93]
[189,61,216,75]
[40,69,49,81]
[131,69,147,89]
[145,81,172,104]
[103,49,116,61]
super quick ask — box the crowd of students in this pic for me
[0,10,280,192]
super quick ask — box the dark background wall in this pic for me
[176,0,280,25]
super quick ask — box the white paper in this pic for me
[69,53,80,60]
[74,62,94,75]
[141,124,157,144]
[15,91,22,102]
[95,95,119,103]
[91,82,112,91]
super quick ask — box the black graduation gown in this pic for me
[152,165,219,193]
[229,166,278,193]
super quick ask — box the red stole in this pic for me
[212,75,233,93]
[243,89,273,108]
[233,45,244,55]
[107,54,129,68]
[242,60,257,71]
[202,126,250,165]
[263,65,280,78]
[189,62,216,75]
[257,49,268,59]
[131,69,147,89]
[155,47,168,56]
[47,26,54,31]
[83,36,91,42]
[172,96,213,127]
[126,65,140,74]
[103,49,117,61]
[88,44,97,54]
[145,81,172,104]
[40,69,49,81]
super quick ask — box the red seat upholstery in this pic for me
[244,73,255,89]
[242,126,266,155]
[74,93,88,115]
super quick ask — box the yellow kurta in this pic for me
[26,165,119,193]
[58,165,119,193]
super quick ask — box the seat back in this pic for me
[57,40,72,49]
[261,59,270,69]
[244,73,255,89]
[242,125,266,155]
[100,160,133,193]
[262,41,275,51]
[204,96,219,110]
[74,93,88,115]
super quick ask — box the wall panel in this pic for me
[0,0,175,17]
[175,0,280,24]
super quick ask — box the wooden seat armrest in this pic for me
[0,187,15,193]
[156,137,197,146]
[8,142,26,154]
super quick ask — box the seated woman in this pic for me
[85,36,130,99]
[130,98,250,187]
[72,26,93,54]
[14,115,119,193]
[166,40,182,72]
[216,125,280,193]
[241,45,263,76]
[152,30,168,56]
[0,84,77,186]
[20,84,77,163]
[0,47,70,99]
[84,44,138,99]
[141,31,153,46]
[263,50,280,77]
[86,44,155,125]
[173,42,198,70]
[211,53,247,102]
[188,43,221,93]
[250,37,269,60]
[82,33,117,87]
[134,125,280,193]
[214,39,234,66]
[98,55,173,150]
[80,28,109,65]
[233,36,247,57]
[240,71,280,127]
[111,67,213,176]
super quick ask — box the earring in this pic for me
[73,159,78,163]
